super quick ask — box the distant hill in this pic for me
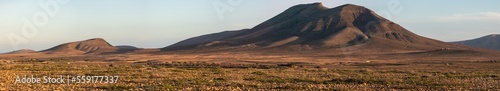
[41,38,119,54]
[451,34,500,50]
[5,49,37,54]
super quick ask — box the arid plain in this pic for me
[1,3,500,90]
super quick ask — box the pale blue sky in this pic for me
[1,0,499,53]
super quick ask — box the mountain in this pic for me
[41,38,119,54]
[452,34,500,50]
[163,3,461,52]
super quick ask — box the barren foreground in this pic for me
[1,52,499,90]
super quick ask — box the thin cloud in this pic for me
[435,12,500,21]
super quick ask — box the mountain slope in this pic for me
[452,34,500,50]
[165,29,250,50]
[41,38,119,54]
[163,3,461,52]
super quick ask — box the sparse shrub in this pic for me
[171,69,185,73]
[214,77,225,81]
[252,71,266,75]
[288,78,320,84]
[101,85,131,90]
[163,84,175,90]
[359,69,373,73]
[210,68,224,74]
[243,77,256,81]
[491,74,499,78]
[325,78,387,84]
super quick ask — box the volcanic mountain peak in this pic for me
[77,38,114,47]
[338,4,370,12]
[42,38,118,54]
[87,38,106,41]
[293,3,370,12]
[299,2,329,10]
[340,4,384,18]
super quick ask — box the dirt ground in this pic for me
[0,51,499,90]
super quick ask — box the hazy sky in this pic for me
[1,0,499,53]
